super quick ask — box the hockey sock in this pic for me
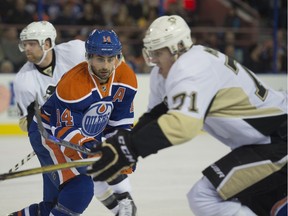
[8,202,54,216]
[97,189,120,214]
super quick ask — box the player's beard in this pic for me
[92,67,113,83]
[25,53,41,64]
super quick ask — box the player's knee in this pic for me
[187,177,221,215]
[56,175,94,214]
[187,181,202,213]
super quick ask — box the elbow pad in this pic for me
[19,117,28,132]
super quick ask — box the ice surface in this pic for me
[0,133,229,216]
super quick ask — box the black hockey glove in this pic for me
[133,101,168,133]
[86,129,137,182]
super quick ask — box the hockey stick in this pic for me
[6,100,92,173]
[8,151,36,173]
[34,100,94,156]
[0,157,98,181]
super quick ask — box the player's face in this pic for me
[150,48,175,79]
[20,40,44,63]
[89,55,116,82]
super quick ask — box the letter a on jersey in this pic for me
[113,87,125,102]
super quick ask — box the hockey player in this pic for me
[14,21,85,132]
[87,15,287,216]
[12,23,137,215]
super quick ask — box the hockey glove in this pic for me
[79,138,100,159]
[86,129,137,182]
[133,101,168,133]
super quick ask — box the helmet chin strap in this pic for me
[173,53,178,62]
[36,46,53,65]
[172,45,191,62]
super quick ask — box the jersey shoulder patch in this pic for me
[56,62,93,101]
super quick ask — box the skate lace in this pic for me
[118,198,133,216]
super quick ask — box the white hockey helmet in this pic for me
[19,21,57,52]
[142,15,193,66]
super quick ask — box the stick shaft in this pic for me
[8,151,36,173]
[34,100,94,155]
[1,158,98,181]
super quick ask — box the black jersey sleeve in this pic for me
[26,101,36,131]
[131,119,172,158]
[133,101,168,133]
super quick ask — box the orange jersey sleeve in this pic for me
[56,61,95,101]
[114,61,138,90]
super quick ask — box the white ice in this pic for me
[0,133,229,216]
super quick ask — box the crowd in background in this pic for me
[0,0,287,74]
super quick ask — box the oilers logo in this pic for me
[82,102,113,137]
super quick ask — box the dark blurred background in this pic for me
[0,0,287,74]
